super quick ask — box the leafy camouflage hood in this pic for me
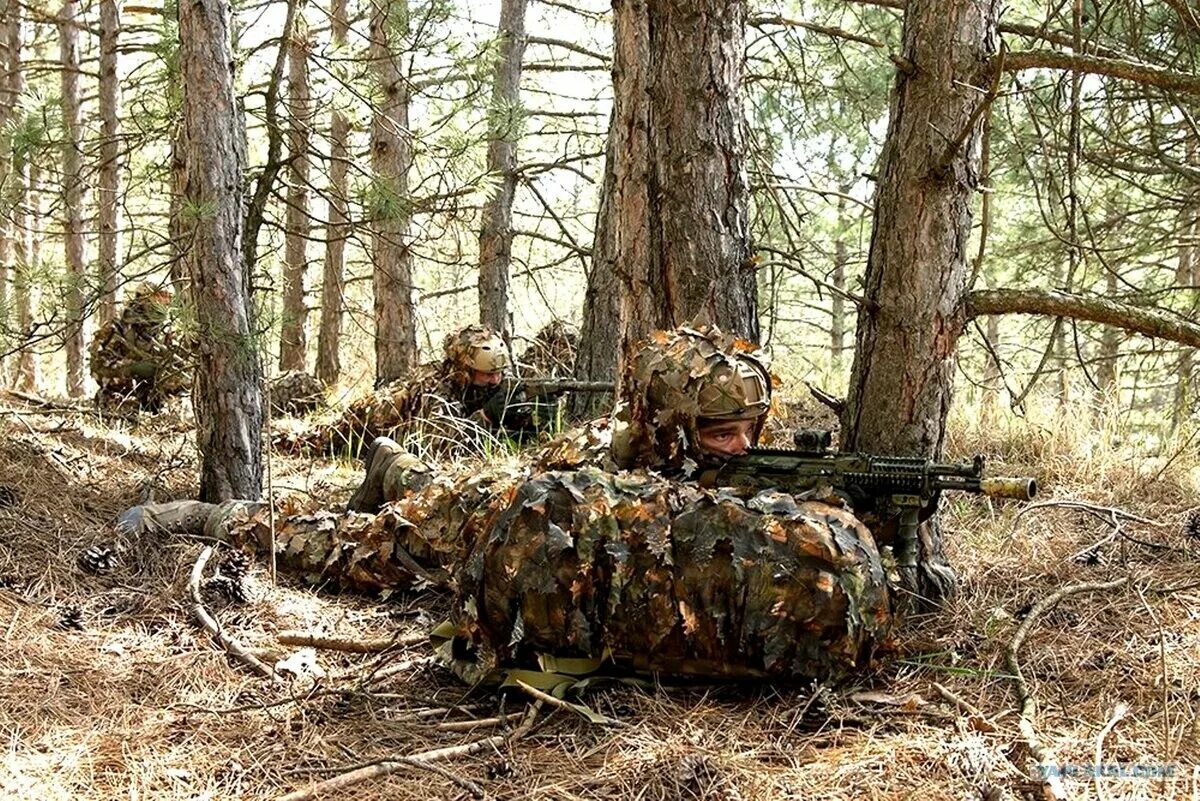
[441,325,507,389]
[611,326,774,472]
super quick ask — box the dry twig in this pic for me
[1005,576,1129,801]
[190,546,279,680]
[275,700,543,801]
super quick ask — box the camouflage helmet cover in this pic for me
[443,325,508,384]
[611,326,774,470]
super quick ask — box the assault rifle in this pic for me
[697,435,1036,593]
[516,378,615,398]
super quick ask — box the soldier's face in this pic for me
[471,369,504,387]
[697,419,756,458]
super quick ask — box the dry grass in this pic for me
[1,392,1197,800]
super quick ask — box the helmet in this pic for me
[611,326,774,470]
[443,326,507,385]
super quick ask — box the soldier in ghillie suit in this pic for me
[283,325,555,457]
[90,285,191,412]
[120,326,891,683]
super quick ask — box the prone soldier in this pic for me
[120,326,895,682]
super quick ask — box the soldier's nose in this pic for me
[732,432,752,454]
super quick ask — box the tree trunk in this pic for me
[278,16,310,373]
[1095,269,1119,395]
[15,160,39,391]
[59,0,87,397]
[842,0,999,457]
[1173,197,1199,432]
[168,121,190,290]
[0,0,13,380]
[831,193,848,371]
[369,0,417,383]
[180,0,263,501]
[610,0,757,370]
[315,0,348,385]
[97,0,122,326]
[840,0,999,602]
[477,0,527,334]
[571,120,618,416]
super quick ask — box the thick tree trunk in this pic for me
[369,0,417,383]
[59,0,87,397]
[180,0,263,501]
[572,123,618,416]
[841,0,999,457]
[477,0,527,334]
[610,0,757,369]
[315,0,348,385]
[97,0,122,326]
[278,18,311,373]
[840,0,999,603]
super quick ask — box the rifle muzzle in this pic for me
[980,476,1037,501]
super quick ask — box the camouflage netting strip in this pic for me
[217,470,524,594]
[456,468,892,681]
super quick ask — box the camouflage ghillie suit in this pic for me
[516,320,577,377]
[281,326,516,457]
[268,371,324,417]
[90,286,191,411]
[125,326,892,681]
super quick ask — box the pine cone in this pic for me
[58,606,85,631]
[79,545,118,575]
[1184,509,1200,540]
[220,550,251,583]
[204,575,249,604]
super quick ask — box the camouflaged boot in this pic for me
[116,500,219,538]
[347,436,407,512]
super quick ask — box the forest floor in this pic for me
[0,391,1197,801]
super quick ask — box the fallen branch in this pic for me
[190,546,279,680]
[1005,577,1129,800]
[1092,702,1128,801]
[277,629,427,653]
[275,701,543,801]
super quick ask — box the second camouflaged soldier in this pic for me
[284,325,552,456]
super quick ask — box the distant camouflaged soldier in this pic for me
[120,326,891,682]
[285,325,550,456]
[90,285,191,412]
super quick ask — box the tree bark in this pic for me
[315,0,349,385]
[168,120,190,291]
[1173,196,1199,431]
[0,0,13,380]
[97,0,122,327]
[59,0,87,397]
[278,15,311,373]
[15,161,39,391]
[571,121,619,416]
[369,0,417,383]
[841,0,999,458]
[180,0,263,501]
[8,5,33,390]
[610,0,757,370]
[477,0,527,334]
[1096,270,1120,395]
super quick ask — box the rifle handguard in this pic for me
[979,476,1037,501]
